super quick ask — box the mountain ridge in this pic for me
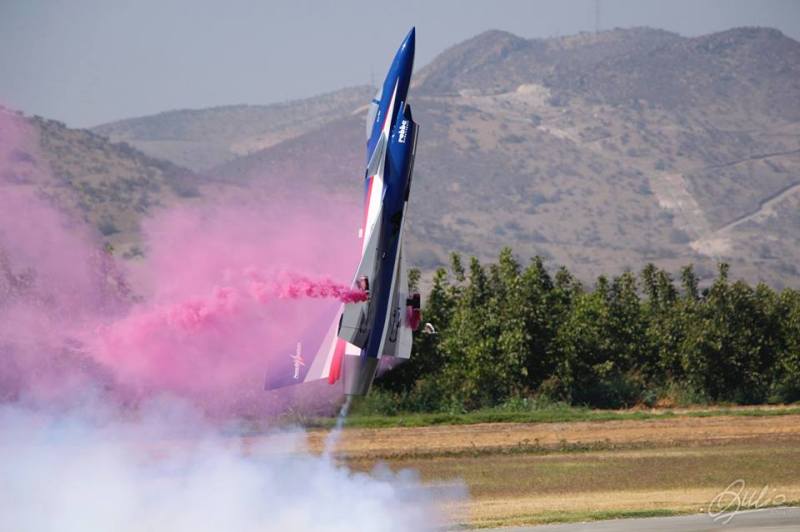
[93,86,373,171]
[27,26,800,288]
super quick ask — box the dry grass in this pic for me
[242,410,800,527]
[465,488,800,528]
[348,442,800,528]
[282,411,800,528]
[301,413,800,460]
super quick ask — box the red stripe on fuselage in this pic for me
[328,339,345,384]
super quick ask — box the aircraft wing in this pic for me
[338,213,380,348]
[264,306,359,390]
[339,129,387,348]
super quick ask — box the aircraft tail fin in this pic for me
[264,306,360,390]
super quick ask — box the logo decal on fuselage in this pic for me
[398,120,409,143]
[290,343,305,380]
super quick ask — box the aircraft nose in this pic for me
[396,27,415,75]
[402,27,415,56]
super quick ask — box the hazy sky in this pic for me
[2,0,799,127]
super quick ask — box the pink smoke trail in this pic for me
[111,271,365,336]
[76,198,364,415]
[246,270,367,304]
[86,269,366,410]
[0,108,364,416]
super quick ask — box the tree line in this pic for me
[374,248,800,411]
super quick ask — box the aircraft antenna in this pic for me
[594,0,599,34]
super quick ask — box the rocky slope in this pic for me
[203,27,800,286]
[76,27,800,287]
[2,110,198,258]
[93,86,374,171]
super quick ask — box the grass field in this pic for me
[356,443,800,527]
[290,405,800,528]
[302,403,800,429]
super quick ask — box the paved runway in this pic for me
[486,507,800,531]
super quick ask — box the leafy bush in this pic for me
[373,250,800,412]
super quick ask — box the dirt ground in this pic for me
[375,443,800,527]
[249,411,800,528]
[302,413,800,459]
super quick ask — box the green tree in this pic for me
[378,250,792,412]
[439,256,526,408]
[642,265,687,388]
[376,267,453,406]
[681,264,777,403]
[517,256,559,390]
[774,288,800,402]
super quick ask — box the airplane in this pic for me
[265,27,420,396]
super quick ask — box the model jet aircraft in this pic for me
[265,27,420,396]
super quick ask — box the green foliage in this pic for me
[374,250,800,411]
[407,267,421,293]
[324,403,800,430]
[771,288,800,402]
[680,265,780,403]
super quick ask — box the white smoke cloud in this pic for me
[0,108,466,532]
[0,396,465,532]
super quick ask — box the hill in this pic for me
[93,86,374,171]
[79,27,800,287]
[1,109,200,258]
[202,27,800,287]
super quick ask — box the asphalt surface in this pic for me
[486,507,800,532]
